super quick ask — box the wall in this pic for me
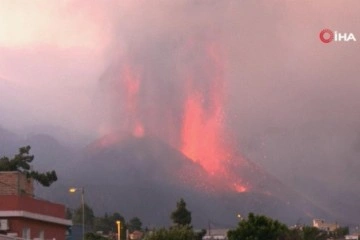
[0,195,65,219]
[0,196,70,240]
[0,172,33,197]
[8,218,67,240]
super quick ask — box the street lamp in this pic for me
[116,220,121,240]
[237,213,244,221]
[69,187,85,240]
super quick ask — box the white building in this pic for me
[202,229,228,240]
[345,235,359,240]
[313,219,339,232]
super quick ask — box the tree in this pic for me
[228,213,290,240]
[127,217,142,232]
[332,226,349,238]
[93,213,112,234]
[144,226,196,240]
[302,226,328,240]
[85,232,108,240]
[66,208,73,220]
[93,212,126,240]
[0,146,57,186]
[170,198,191,227]
[143,199,197,240]
[194,229,206,240]
[112,212,127,240]
[73,203,95,230]
[287,228,303,240]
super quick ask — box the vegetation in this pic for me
[194,229,207,240]
[332,226,349,238]
[127,217,143,232]
[143,198,203,240]
[228,213,290,240]
[93,212,126,239]
[300,226,326,240]
[0,146,57,186]
[228,213,349,240]
[73,199,350,240]
[85,232,108,240]
[66,207,73,220]
[170,198,192,227]
[72,203,96,229]
[5,147,350,240]
[69,202,350,240]
[72,204,138,240]
[144,226,196,240]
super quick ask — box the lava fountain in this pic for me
[180,40,247,192]
[121,64,145,138]
[101,37,248,193]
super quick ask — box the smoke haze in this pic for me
[1,0,360,223]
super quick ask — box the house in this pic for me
[202,229,228,240]
[345,235,359,240]
[313,218,339,232]
[0,171,72,240]
[129,230,143,240]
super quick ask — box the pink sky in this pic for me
[1,0,360,217]
[0,0,359,140]
[0,0,116,136]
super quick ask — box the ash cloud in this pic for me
[98,0,360,219]
[1,0,360,222]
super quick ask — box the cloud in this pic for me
[1,0,360,179]
[1,0,360,222]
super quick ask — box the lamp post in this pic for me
[69,187,85,240]
[116,220,121,240]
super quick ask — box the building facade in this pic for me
[0,171,71,240]
[313,218,339,232]
[202,229,228,240]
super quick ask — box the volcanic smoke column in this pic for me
[120,63,144,138]
[101,37,247,192]
[181,42,227,175]
[180,40,247,192]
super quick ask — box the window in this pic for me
[22,227,30,240]
[39,230,44,240]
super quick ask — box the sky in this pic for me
[1,0,360,201]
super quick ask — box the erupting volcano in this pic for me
[82,35,335,226]
[180,41,247,192]
[101,37,249,193]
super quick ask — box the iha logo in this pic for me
[319,29,357,43]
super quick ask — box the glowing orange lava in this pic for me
[106,39,248,193]
[121,64,145,138]
[133,121,145,138]
[234,183,247,193]
[181,86,227,175]
[122,64,140,117]
[180,40,247,192]
[181,42,227,175]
